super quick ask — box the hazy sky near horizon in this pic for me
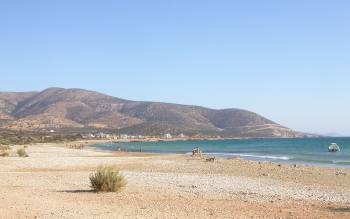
[1,0,349,135]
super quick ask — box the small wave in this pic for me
[332,160,350,165]
[204,152,290,160]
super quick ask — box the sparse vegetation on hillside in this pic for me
[0,88,305,138]
[0,130,84,145]
[90,166,127,192]
[0,134,35,145]
[0,138,11,145]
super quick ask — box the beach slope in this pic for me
[0,142,349,218]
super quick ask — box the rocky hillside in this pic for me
[0,88,305,138]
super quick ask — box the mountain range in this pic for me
[0,87,307,138]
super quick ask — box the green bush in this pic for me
[17,148,28,157]
[89,166,127,192]
[0,139,11,145]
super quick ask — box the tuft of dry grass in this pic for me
[89,166,127,192]
[17,148,29,157]
[0,145,11,151]
[0,151,9,157]
[0,145,11,157]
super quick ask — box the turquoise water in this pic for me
[93,138,350,168]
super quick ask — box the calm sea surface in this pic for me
[93,138,350,168]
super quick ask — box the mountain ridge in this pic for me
[0,87,307,138]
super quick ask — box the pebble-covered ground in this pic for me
[0,142,349,218]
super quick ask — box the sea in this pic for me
[93,137,350,168]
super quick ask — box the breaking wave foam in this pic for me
[203,152,291,160]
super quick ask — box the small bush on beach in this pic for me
[17,148,28,157]
[0,145,11,151]
[0,151,9,157]
[89,166,127,192]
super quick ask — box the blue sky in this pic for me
[1,0,349,135]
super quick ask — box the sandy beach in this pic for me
[0,141,349,219]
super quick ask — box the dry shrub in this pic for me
[17,148,28,157]
[0,145,10,150]
[0,151,9,157]
[90,166,127,192]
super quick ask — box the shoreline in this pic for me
[1,141,349,218]
[85,139,350,169]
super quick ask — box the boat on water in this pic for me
[328,143,340,152]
